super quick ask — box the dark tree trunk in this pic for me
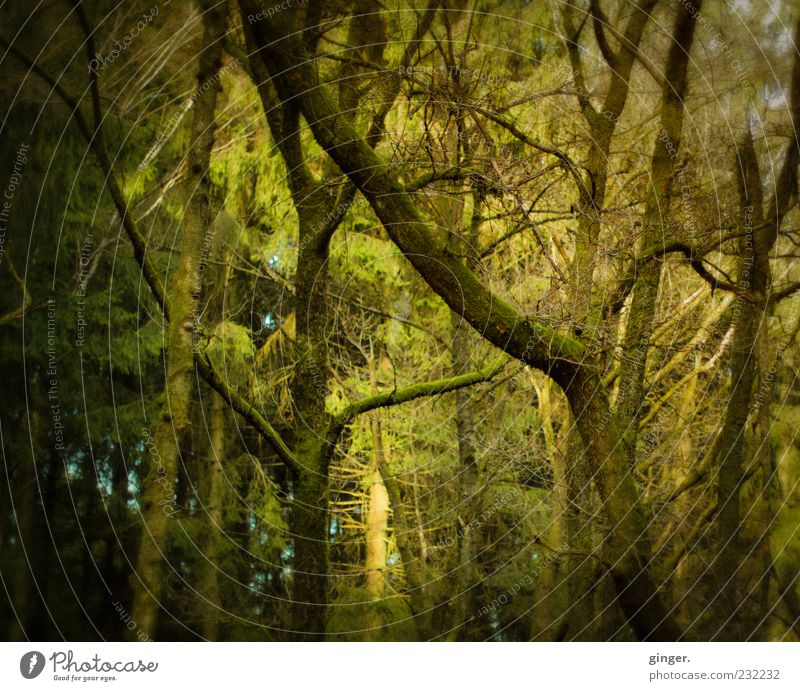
[131,0,228,638]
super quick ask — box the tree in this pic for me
[3,0,800,643]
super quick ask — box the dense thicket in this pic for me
[2,0,800,641]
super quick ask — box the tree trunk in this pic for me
[198,390,225,640]
[364,410,390,638]
[380,461,434,639]
[570,371,682,641]
[289,457,329,639]
[714,13,800,641]
[131,0,228,638]
[715,125,768,639]
[439,312,482,640]
[615,0,700,447]
[529,377,569,640]
[364,466,389,619]
[7,400,40,640]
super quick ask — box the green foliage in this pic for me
[206,320,255,388]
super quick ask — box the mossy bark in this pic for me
[198,390,225,640]
[569,370,681,640]
[131,0,228,639]
[615,0,699,446]
[289,453,330,639]
[560,0,656,327]
[715,23,800,635]
[285,196,336,639]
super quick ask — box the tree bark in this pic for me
[198,390,225,640]
[715,17,800,637]
[615,0,701,446]
[561,0,657,327]
[131,0,228,639]
[364,354,390,639]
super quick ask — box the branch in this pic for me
[602,0,659,119]
[668,245,757,303]
[604,240,760,318]
[0,32,168,318]
[403,165,485,193]
[317,0,440,250]
[638,322,733,428]
[2,20,304,470]
[660,498,717,574]
[467,104,585,192]
[479,214,573,259]
[0,249,32,327]
[254,253,448,344]
[589,0,618,70]
[769,280,800,303]
[667,432,720,502]
[336,358,507,425]
[196,355,301,471]
[560,4,596,122]
[591,0,664,88]
[243,3,586,378]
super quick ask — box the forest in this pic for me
[1,0,800,643]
